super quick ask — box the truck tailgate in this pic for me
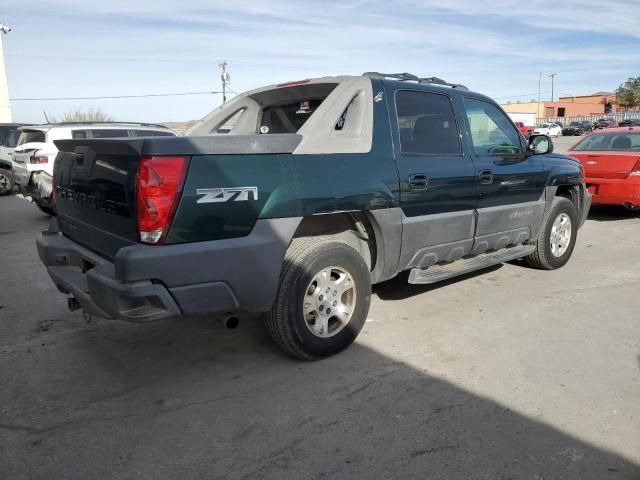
[53,139,143,259]
[53,135,301,260]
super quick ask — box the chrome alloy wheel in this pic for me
[550,213,572,257]
[303,267,356,338]
[0,172,9,193]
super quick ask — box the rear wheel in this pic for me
[0,169,14,196]
[526,196,578,270]
[266,238,371,360]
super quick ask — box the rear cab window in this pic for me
[255,83,338,134]
[395,90,462,155]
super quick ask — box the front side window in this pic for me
[395,90,461,155]
[463,98,521,156]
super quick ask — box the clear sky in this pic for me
[2,0,639,123]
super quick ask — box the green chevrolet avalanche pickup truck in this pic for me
[37,72,591,360]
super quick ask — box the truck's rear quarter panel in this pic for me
[169,149,399,244]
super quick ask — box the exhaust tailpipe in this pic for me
[223,314,240,329]
[623,202,637,210]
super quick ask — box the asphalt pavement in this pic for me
[1,177,639,479]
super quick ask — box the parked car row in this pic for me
[562,121,594,136]
[2,122,176,213]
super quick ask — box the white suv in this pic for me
[12,122,176,214]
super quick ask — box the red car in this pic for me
[568,127,640,210]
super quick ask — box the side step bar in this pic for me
[408,244,536,284]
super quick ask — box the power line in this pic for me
[11,91,222,101]
[493,91,552,100]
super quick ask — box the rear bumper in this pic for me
[15,169,54,205]
[585,176,640,207]
[37,217,301,322]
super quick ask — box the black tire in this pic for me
[266,237,371,360]
[526,196,578,270]
[0,168,14,196]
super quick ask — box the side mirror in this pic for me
[528,134,553,155]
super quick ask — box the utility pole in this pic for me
[537,72,542,118]
[0,22,12,122]
[548,73,557,102]
[219,61,230,103]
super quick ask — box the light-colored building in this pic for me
[501,101,604,119]
[0,27,11,123]
[558,92,622,112]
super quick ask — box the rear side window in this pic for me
[573,133,640,151]
[2,130,20,148]
[17,130,46,145]
[129,129,175,137]
[72,130,88,139]
[463,98,521,156]
[395,90,461,155]
[89,129,129,138]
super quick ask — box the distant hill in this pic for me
[160,120,198,135]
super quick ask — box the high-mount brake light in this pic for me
[137,156,188,244]
[277,79,311,87]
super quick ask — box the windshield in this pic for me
[17,130,47,145]
[539,124,549,128]
[570,122,580,126]
[572,133,640,151]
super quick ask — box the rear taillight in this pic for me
[30,156,48,164]
[137,156,188,244]
[631,159,640,177]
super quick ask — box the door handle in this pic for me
[408,174,428,190]
[478,169,493,184]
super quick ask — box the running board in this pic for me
[408,244,536,284]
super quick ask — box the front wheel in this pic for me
[266,238,371,360]
[526,196,578,270]
[0,169,14,196]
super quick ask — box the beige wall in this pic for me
[501,101,604,118]
[501,102,544,117]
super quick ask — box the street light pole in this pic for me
[0,23,12,122]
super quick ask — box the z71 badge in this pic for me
[196,186,258,203]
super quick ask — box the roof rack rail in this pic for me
[362,72,469,91]
[53,121,170,128]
